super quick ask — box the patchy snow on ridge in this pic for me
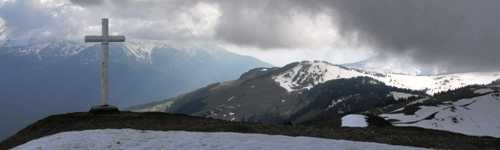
[390,92,417,100]
[341,114,368,128]
[273,61,500,95]
[132,100,174,112]
[380,93,500,138]
[0,17,6,46]
[14,129,428,150]
[123,40,168,63]
[4,41,87,59]
[327,95,357,110]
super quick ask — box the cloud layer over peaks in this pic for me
[1,0,500,73]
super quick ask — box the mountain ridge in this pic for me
[273,61,500,95]
[132,60,500,137]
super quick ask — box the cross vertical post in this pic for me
[84,18,125,112]
[101,18,109,106]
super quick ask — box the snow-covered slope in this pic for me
[381,89,500,138]
[13,129,428,150]
[273,61,500,95]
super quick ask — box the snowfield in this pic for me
[14,129,428,150]
[381,93,500,138]
[273,61,500,95]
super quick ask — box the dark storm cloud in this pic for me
[212,0,500,72]
[213,0,324,49]
[324,0,500,72]
[70,0,322,49]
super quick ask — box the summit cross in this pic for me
[84,18,125,107]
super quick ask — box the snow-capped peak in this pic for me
[273,61,369,91]
[2,40,87,59]
[273,60,500,95]
[1,39,236,65]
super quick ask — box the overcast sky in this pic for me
[0,0,499,74]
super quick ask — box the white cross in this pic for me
[84,18,125,106]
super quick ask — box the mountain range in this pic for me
[0,40,270,140]
[132,60,500,137]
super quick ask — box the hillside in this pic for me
[1,111,499,150]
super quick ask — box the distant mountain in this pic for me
[0,40,271,140]
[132,61,500,128]
[342,57,437,75]
[275,61,500,95]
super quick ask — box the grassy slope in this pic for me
[1,111,499,150]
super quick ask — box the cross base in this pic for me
[89,104,120,114]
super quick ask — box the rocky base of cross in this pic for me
[89,105,120,114]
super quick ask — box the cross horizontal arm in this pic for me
[85,36,104,42]
[108,36,125,42]
[84,35,126,43]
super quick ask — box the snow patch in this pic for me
[407,97,431,105]
[14,129,428,150]
[327,95,354,110]
[342,114,368,128]
[227,96,235,102]
[390,92,417,100]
